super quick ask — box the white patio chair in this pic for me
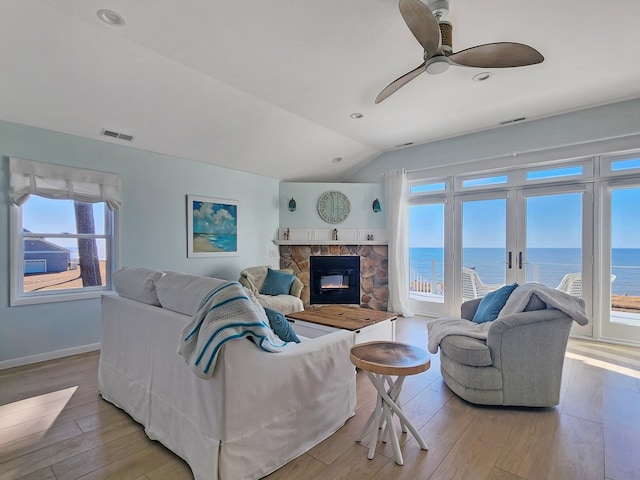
[462,267,503,301]
[556,272,616,298]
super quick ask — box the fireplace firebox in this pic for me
[310,256,360,305]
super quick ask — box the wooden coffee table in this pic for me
[286,305,396,344]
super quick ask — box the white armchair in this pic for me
[239,265,304,314]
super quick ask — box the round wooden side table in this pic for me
[350,340,430,466]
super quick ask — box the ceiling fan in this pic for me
[375,0,544,103]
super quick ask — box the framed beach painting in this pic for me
[187,195,239,257]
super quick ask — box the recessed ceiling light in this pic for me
[332,157,343,164]
[350,113,363,119]
[97,9,125,26]
[472,72,491,82]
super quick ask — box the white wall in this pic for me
[0,120,279,365]
[279,182,385,230]
[348,98,640,181]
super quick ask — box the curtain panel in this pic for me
[9,157,121,210]
[385,169,414,317]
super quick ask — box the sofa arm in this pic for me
[238,275,258,293]
[487,309,572,370]
[290,277,304,298]
[219,329,356,438]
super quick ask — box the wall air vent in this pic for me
[100,129,134,141]
[499,117,527,125]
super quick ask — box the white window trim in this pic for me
[9,157,120,306]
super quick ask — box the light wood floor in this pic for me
[1,317,640,480]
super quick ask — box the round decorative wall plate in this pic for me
[317,190,350,224]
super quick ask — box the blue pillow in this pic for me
[260,268,295,296]
[472,283,519,324]
[264,307,300,343]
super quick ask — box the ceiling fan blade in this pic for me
[399,0,441,56]
[375,63,426,104]
[449,42,544,68]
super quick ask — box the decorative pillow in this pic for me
[155,271,226,316]
[112,267,163,305]
[259,268,295,296]
[264,307,300,343]
[472,283,519,324]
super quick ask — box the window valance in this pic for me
[9,157,121,211]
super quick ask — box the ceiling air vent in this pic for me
[100,129,134,141]
[499,117,527,126]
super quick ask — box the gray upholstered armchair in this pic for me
[435,297,575,407]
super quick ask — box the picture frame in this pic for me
[187,195,239,257]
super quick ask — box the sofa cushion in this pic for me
[260,268,295,296]
[155,271,226,316]
[112,267,163,305]
[472,283,519,324]
[439,335,492,367]
[264,307,300,343]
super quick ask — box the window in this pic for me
[9,157,120,305]
[461,175,508,188]
[611,157,640,172]
[410,181,447,194]
[526,165,583,181]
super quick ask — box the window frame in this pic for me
[10,198,117,306]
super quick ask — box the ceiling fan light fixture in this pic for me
[425,56,450,75]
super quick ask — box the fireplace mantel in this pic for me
[274,240,388,246]
[276,227,387,246]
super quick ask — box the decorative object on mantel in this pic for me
[288,197,297,212]
[317,190,350,224]
[283,228,290,240]
[332,228,338,241]
[372,198,381,213]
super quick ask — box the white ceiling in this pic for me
[1,0,640,181]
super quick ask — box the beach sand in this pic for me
[192,235,223,252]
[23,261,107,291]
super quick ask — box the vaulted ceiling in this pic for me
[2,0,640,181]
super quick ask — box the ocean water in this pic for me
[410,247,640,296]
[195,234,237,252]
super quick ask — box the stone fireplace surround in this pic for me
[279,244,389,311]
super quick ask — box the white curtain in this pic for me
[385,169,414,317]
[9,157,121,210]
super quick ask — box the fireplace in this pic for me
[310,256,360,305]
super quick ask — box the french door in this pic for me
[600,180,640,343]
[454,185,592,335]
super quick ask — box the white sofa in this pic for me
[99,268,356,480]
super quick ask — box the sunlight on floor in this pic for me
[0,386,78,442]
[565,351,640,379]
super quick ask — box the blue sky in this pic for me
[192,200,237,235]
[410,188,640,249]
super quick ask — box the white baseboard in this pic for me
[0,343,101,371]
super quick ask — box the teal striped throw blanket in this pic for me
[178,281,288,378]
